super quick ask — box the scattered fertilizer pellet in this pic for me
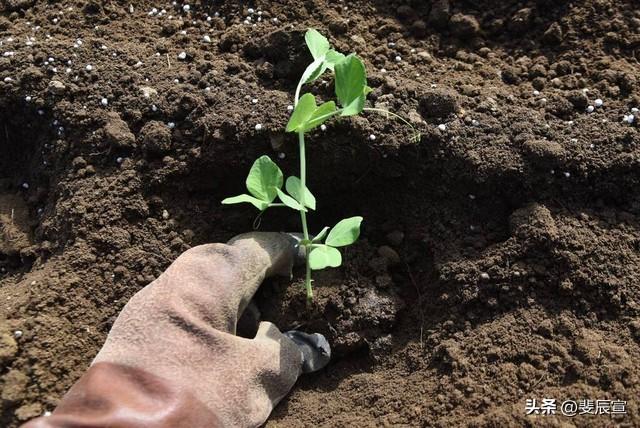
[632,107,639,113]
[85,64,93,71]
[278,152,285,159]
[22,182,29,189]
[255,123,263,131]
[287,105,293,112]
[623,114,635,124]
[203,35,211,43]
[14,330,23,338]
[44,411,52,417]
[100,98,108,106]
[167,122,176,129]
[182,4,190,12]
[533,90,540,96]
[594,98,603,107]
[438,124,446,131]
[471,119,479,126]
[177,51,187,60]
[251,98,258,104]
[162,210,170,219]
[586,105,594,113]
[395,55,401,62]
[480,272,490,280]
[369,134,376,141]
[116,157,123,163]
[320,124,327,131]
[564,172,570,178]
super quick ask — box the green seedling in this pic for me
[223,29,416,303]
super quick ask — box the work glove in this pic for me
[23,232,330,428]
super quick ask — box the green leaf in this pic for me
[309,245,342,270]
[325,49,346,70]
[286,93,317,132]
[341,93,365,117]
[302,101,336,132]
[246,156,283,203]
[312,226,330,243]
[305,29,330,60]
[276,188,306,211]
[302,48,344,84]
[334,54,367,117]
[221,194,269,211]
[287,95,337,133]
[285,176,316,210]
[326,216,363,247]
[301,56,328,84]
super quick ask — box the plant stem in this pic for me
[298,131,313,303]
[363,107,422,142]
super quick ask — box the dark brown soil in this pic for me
[1,0,640,426]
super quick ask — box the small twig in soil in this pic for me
[528,372,548,392]
[404,261,425,351]
[166,53,171,68]
[252,210,264,230]
[354,162,373,184]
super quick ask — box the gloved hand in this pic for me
[23,232,330,428]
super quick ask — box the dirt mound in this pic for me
[1,0,639,426]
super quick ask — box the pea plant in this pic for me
[223,29,415,303]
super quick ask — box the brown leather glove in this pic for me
[23,232,329,428]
